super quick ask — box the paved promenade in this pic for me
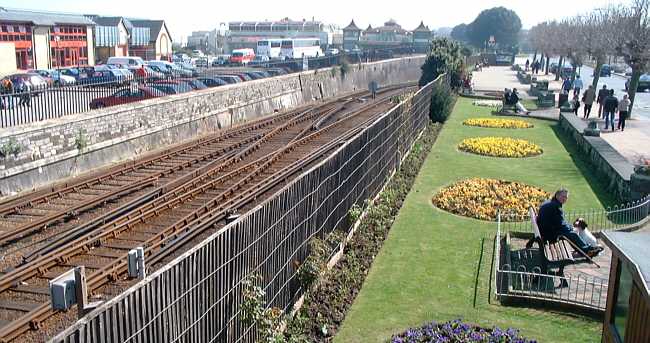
[470,65,650,165]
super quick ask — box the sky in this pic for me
[3,0,630,43]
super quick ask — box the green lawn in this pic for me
[335,97,613,343]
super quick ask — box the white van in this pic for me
[107,56,145,68]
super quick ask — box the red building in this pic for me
[0,8,95,71]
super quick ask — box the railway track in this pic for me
[0,94,370,271]
[0,85,412,342]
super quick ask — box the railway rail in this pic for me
[0,85,413,342]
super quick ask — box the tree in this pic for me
[419,37,465,88]
[613,0,650,117]
[450,24,469,42]
[574,9,618,88]
[466,7,522,49]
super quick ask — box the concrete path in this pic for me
[473,64,650,165]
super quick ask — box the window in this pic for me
[271,41,281,48]
[612,260,633,342]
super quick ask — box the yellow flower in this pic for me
[458,136,542,158]
[432,178,550,221]
[463,118,533,129]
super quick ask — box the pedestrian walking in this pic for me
[597,85,608,118]
[572,94,581,116]
[562,77,572,94]
[573,75,583,96]
[617,94,631,131]
[0,78,13,110]
[525,59,530,72]
[582,85,595,119]
[603,90,618,131]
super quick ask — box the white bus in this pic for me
[280,38,323,59]
[256,39,282,59]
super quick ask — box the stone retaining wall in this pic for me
[0,56,425,196]
[559,113,636,201]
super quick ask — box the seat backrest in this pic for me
[529,207,542,239]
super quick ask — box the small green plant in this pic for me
[634,158,650,176]
[241,274,285,343]
[340,59,350,79]
[330,66,339,78]
[0,138,21,159]
[297,238,328,290]
[74,129,88,151]
[348,203,362,223]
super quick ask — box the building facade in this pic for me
[87,16,130,63]
[343,18,433,53]
[0,8,95,70]
[187,30,219,54]
[127,19,172,61]
[226,19,339,52]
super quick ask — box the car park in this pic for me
[197,77,227,87]
[625,73,650,92]
[89,86,165,109]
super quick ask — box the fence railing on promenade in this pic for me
[494,196,650,312]
[1,49,418,129]
[49,75,445,343]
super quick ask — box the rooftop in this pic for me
[0,7,95,26]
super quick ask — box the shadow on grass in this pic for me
[551,124,617,208]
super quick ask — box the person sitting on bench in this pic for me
[537,188,602,257]
[507,88,530,115]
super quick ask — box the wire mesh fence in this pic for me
[50,75,444,343]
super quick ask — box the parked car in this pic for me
[32,69,76,85]
[6,73,48,91]
[145,64,173,78]
[89,86,165,109]
[625,74,650,92]
[214,75,241,84]
[78,70,128,86]
[197,77,227,87]
[107,56,146,68]
[174,78,208,90]
[242,72,263,80]
[598,64,612,77]
[325,48,340,56]
[58,68,84,81]
[149,81,193,94]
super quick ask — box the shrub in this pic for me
[429,82,455,123]
[0,138,21,159]
[419,37,465,88]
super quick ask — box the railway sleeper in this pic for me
[0,300,39,312]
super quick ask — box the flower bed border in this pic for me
[284,123,443,342]
[458,136,543,158]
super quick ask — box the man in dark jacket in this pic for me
[603,90,618,131]
[536,189,601,256]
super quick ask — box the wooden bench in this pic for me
[525,208,599,276]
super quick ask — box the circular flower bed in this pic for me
[391,319,536,343]
[459,136,542,158]
[463,118,533,129]
[432,178,550,221]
